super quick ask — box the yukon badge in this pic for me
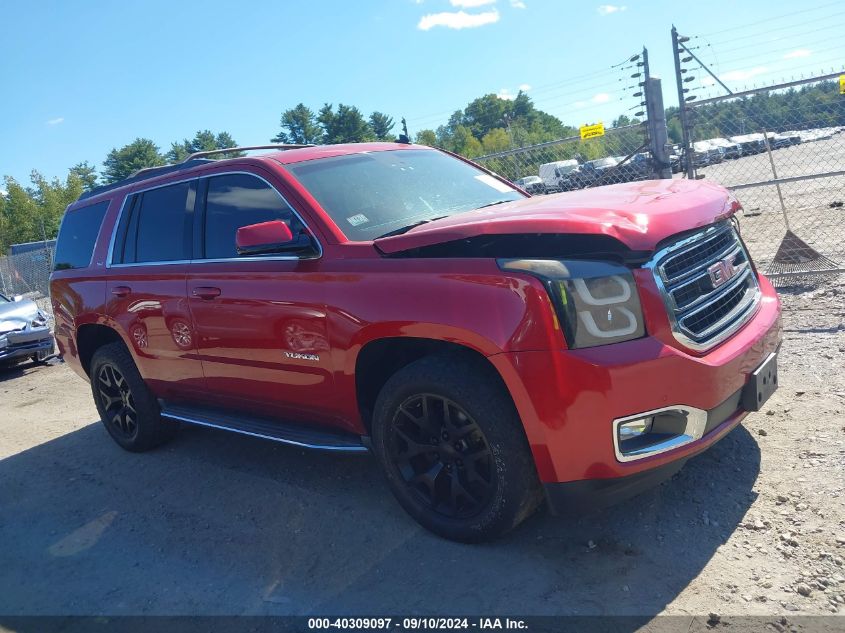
[284,352,320,362]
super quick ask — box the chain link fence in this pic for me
[672,29,845,283]
[474,122,659,194]
[0,246,55,323]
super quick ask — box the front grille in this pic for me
[651,222,761,351]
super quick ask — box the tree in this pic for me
[69,161,98,192]
[415,129,437,146]
[272,103,322,144]
[167,130,242,163]
[369,111,395,141]
[102,138,164,184]
[481,128,511,154]
[318,103,374,144]
[0,170,83,251]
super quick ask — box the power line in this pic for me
[695,0,845,36]
[699,9,845,46]
[695,17,845,58]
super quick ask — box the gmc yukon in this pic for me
[50,143,782,541]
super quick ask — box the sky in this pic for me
[1,0,844,185]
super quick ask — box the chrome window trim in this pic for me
[645,221,761,352]
[612,405,708,463]
[105,170,322,268]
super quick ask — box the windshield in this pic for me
[0,294,8,304]
[287,149,524,241]
[557,165,578,175]
[590,158,618,168]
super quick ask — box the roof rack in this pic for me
[78,144,314,201]
[183,144,314,161]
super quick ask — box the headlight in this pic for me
[498,258,645,349]
[31,311,48,328]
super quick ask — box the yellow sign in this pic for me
[840,75,845,95]
[580,122,605,140]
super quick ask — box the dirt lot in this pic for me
[0,286,843,620]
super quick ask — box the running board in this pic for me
[159,403,369,453]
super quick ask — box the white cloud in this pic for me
[497,88,516,100]
[418,8,500,30]
[518,83,531,91]
[597,4,626,15]
[592,93,610,103]
[46,117,64,125]
[510,0,527,8]
[783,49,811,59]
[449,0,496,6]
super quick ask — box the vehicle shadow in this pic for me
[0,419,760,617]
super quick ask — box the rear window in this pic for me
[53,201,110,270]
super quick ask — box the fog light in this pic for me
[618,416,653,440]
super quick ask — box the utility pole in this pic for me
[645,77,672,179]
[672,25,695,179]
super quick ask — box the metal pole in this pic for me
[671,26,695,179]
[645,76,672,179]
[762,128,790,231]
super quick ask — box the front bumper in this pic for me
[0,329,54,364]
[489,274,782,493]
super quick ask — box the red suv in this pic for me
[50,143,782,541]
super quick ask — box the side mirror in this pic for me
[235,220,311,257]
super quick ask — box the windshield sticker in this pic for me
[346,214,369,226]
[474,174,514,194]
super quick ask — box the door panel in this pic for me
[106,266,205,400]
[186,261,338,427]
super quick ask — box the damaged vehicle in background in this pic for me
[513,175,546,195]
[0,293,54,368]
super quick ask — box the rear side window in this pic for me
[53,201,110,270]
[116,181,194,264]
[202,173,306,259]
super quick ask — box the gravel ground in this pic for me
[0,286,843,621]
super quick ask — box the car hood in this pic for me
[0,298,41,333]
[374,179,739,254]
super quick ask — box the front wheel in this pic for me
[371,354,542,542]
[89,342,177,452]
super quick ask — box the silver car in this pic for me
[0,293,54,367]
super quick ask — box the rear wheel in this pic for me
[89,342,177,452]
[371,354,542,542]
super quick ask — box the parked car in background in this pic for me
[706,138,742,159]
[538,159,580,192]
[51,142,782,542]
[729,134,767,155]
[514,175,546,195]
[571,156,620,188]
[0,293,54,368]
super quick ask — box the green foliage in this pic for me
[69,161,98,192]
[272,103,323,144]
[415,129,437,146]
[369,112,395,141]
[668,80,845,143]
[102,138,165,184]
[167,130,243,162]
[319,103,375,144]
[0,170,83,252]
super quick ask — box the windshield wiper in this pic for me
[475,199,515,210]
[375,216,448,239]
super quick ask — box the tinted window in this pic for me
[129,182,193,263]
[53,201,109,270]
[203,174,306,259]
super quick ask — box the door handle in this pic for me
[111,286,131,297]
[192,286,222,300]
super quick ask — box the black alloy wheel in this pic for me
[389,393,495,519]
[96,363,139,440]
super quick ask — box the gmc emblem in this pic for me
[708,257,739,288]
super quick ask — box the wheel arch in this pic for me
[76,323,127,377]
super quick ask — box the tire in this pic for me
[371,354,542,542]
[89,341,177,452]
